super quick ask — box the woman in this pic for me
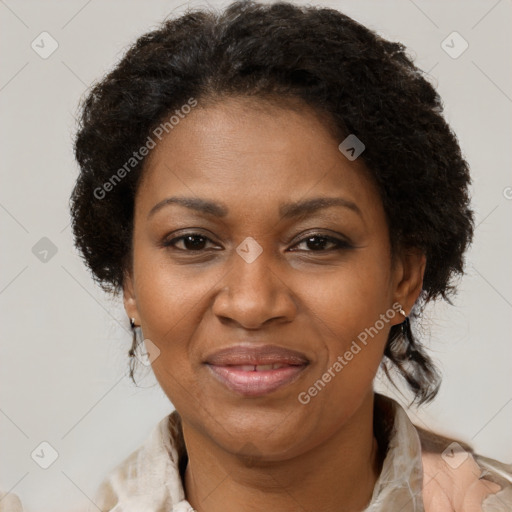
[60,1,512,510]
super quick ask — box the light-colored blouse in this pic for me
[1,393,511,511]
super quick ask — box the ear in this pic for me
[123,269,140,324]
[391,247,426,322]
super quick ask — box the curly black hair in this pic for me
[70,0,474,406]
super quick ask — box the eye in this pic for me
[163,233,219,251]
[290,233,352,252]
[162,231,352,253]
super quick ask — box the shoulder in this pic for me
[93,412,186,511]
[414,425,512,512]
[0,491,23,512]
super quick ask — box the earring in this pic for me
[399,308,410,337]
[129,318,138,358]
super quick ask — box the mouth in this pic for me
[204,344,310,397]
[206,363,308,397]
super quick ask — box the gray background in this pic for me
[1,0,511,510]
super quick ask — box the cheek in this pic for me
[133,239,218,334]
[131,251,208,397]
[299,250,394,400]
[308,250,393,341]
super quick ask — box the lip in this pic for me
[204,344,310,366]
[204,344,310,397]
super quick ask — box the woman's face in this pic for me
[124,96,425,459]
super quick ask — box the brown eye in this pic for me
[291,234,351,252]
[163,233,216,251]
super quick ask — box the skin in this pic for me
[123,95,426,512]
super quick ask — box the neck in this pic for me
[182,391,383,512]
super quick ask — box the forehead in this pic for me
[137,96,380,219]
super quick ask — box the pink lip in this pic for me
[204,344,310,366]
[203,344,310,397]
[206,364,307,397]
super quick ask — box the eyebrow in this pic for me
[147,195,362,220]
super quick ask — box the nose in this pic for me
[212,241,297,329]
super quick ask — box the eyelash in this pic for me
[162,232,352,253]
